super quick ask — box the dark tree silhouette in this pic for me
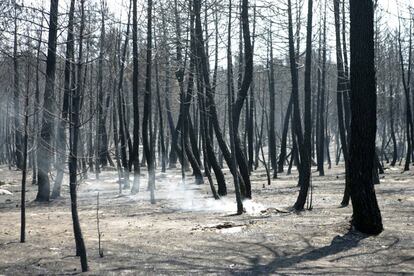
[143,0,156,204]
[35,0,59,202]
[348,0,383,235]
[131,0,141,194]
[68,0,89,270]
[294,0,313,211]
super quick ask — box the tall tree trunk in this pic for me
[96,2,109,169]
[36,0,59,202]
[226,0,244,213]
[194,0,246,194]
[268,28,277,179]
[278,95,293,172]
[231,0,254,199]
[197,72,226,196]
[317,3,327,176]
[398,19,413,172]
[389,84,398,166]
[117,5,132,188]
[334,0,351,206]
[20,57,30,243]
[131,0,141,194]
[69,0,89,269]
[32,12,44,185]
[294,0,313,211]
[287,0,305,189]
[13,2,23,170]
[155,51,166,173]
[51,0,76,199]
[348,0,383,235]
[143,0,156,203]
[169,0,184,168]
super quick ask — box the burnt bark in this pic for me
[36,0,59,202]
[348,0,383,235]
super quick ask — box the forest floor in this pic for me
[0,163,413,275]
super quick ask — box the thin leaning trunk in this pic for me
[69,0,88,270]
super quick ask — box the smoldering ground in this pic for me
[0,164,413,274]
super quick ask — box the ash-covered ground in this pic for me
[0,164,413,275]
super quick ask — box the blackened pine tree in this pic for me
[334,0,351,207]
[226,0,244,213]
[232,0,253,199]
[51,0,75,199]
[96,1,109,170]
[143,0,156,204]
[267,27,277,179]
[13,2,23,170]
[35,0,59,202]
[294,0,313,211]
[131,0,141,194]
[317,2,327,176]
[348,0,383,235]
[69,0,88,270]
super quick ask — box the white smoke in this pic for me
[86,170,266,215]
[160,173,266,215]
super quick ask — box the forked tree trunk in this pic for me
[294,0,313,211]
[334,0,351,206]
[231,0,254,199]
[226,0,244,213]
[117,5,132,189]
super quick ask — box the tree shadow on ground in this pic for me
[95,230,369,275]
[235,230,367,274]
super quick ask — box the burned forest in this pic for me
[0,0,413,274]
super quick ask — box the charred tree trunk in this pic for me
[334,0,351,206]
[36,0,59,202]
[117,6,132,188]
[96,3,109,169]
[398,19,413,172]
[294,0,313,211]
[155,57,166,173]
[51,0,75,199]
[69,0,89,269]
[13,3,23,170]
[278,95,293,173]
[231,0,254,199]
[317,4,327,176]
[131,0,141,194]
[226,0,244,213]
[194,0,246,194]
[143,0,156,203]
[169,0,184,168]
[389,84,398,166]
[32,13,44,185]
[287,0,305,191]
[348,0,383,235]
[20,60,30,243]
[268,28,277,179]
